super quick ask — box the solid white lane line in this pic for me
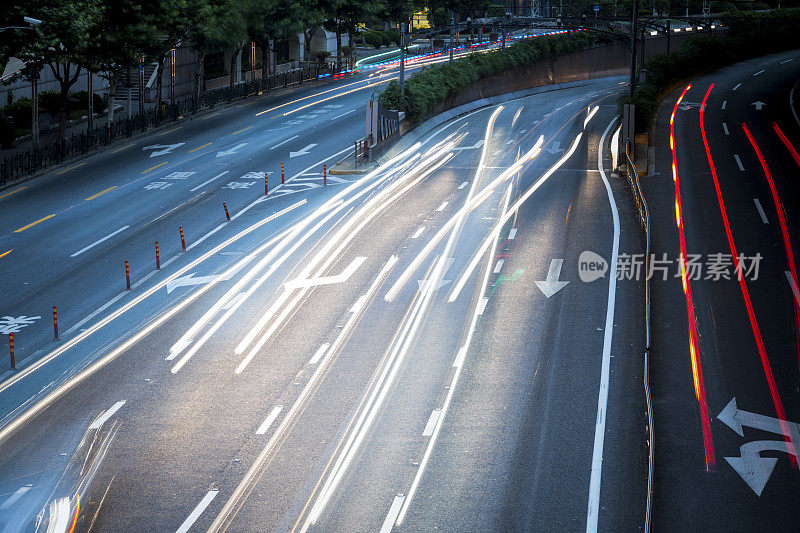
[781,58,794,64]
[176,489,219,533]
[88,400,126,430]
[493,259,505,273]
[458,181,468,189]
[787,271,800,306]
[380,494,406,533]
[586,116,621,533]
[70,226,130,257]
[477,297,489,315]
[412,227,425,239]
[723,122,729,135]
[270,135,299,149]
[754,199,769,224]
[64,292,128,336]
[331,109,356,120]
[255,406,283,435]
[452,346,467,368]
[754,69,765,76]
[722,100,727,110]
[190,171,229,192]
[734,154,745,171]
[508,227,517,240]
[436,201,448,212]
[422,410,441,437]
[0,484,33,509]
[309,343,330,365]
[733,83,742,91]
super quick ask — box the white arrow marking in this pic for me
[534,259,569,298]
[284,256,366,289]
[0,484,33,509]
[752,101,766,111]
[544,141,563,154]
[726,440,795,496]
[786,271,800,306]
[456,140,484,150]
[717,397,800,438]
[142,143,185,157]
[216,142,248,157]
[166,255,254,293]
[88,400,126,429]
[289,143,317,158]
[417,257,454,291]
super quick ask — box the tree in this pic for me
[250,0,306,79]
[324,0,381,70]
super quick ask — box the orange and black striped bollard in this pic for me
[281,162,285,184]
[53,305,59,340]
[223,202,231,221]
[9,332,15,370]
[179,226,187,252]
[155,241,161,269]
[265,173,268,196]
[125,259,131,290]
[323,164,327,186]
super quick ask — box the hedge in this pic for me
[625,8,800,131]
[378,31,602,124]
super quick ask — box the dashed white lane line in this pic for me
[733,83,742,91]
[477,297,489,315]
[331,109,357,121]
[722,100,727,110]
[787,271,800,306]
[493,259,505,273]
[412,227,425,239]
[436,201,448,212]
[70,226,130,257]
[190,171,229,192]
[309,343,330,365]
[452,346,467,368]
[723,122,729,135]
[781,58,794,64]
[754,199,769,224]
[222,292,246,310]
[88,400,126,430]
[0,484,33,509]
[175,489,219,533]
[508,227,517,240]
[380,494,406,533]
[255,405,284,435]
[422,409,441,437]
[754,69,765,76]
[734,154,745,171]
[270,135,299,150]
[349,294,367,313]
[458,181,468,190]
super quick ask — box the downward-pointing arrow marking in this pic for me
[544,141,563,154]
[726,440,793,496]
[534,259,569,298]
[289,143,317,158]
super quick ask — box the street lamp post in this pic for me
[399,22,406,102]
[629,0,639,100]
[502,12,510,52]
[449,15,455,64]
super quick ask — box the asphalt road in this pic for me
[645,50,800,531]
[0,63,646,533]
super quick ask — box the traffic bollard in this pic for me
[125,259,131,290]
[53,305,59,340]
[223,202,231,221]
[179,226,187,252]
[323,164,327,186]
[9,332,15,370]
[155,241,161,269]
[281,162,285,184]
[265,173,268,196]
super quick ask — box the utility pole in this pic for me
[400,22,406,101]
[87,68,93,131]
[502,12,509,52]
[449,14,455,64]
[629,0,639,99]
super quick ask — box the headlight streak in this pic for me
[208,256,399,533]
[385,134,544,303]
[234,143,458,373]
[395,183,514,528]
[448,131,583,302]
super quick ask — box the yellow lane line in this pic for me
[56,162,87,175]
[14,214,56,233]
[188,143,212,153]
[110,143,135,154]
[158,126,182,136]
[0,249,12,259]
[85,186,117,201]
[201,112,221,120]
[0,186,27,201]
[140,162,167,174]
[231,126,252,135]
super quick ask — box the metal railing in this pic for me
[1,65,347,186]
[625,147,653,533]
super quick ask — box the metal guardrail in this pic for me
[625,147,652,533]
[1,65,348,186]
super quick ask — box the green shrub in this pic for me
[38,91,63,116]
[4,97,32,129]
[362,29,386,49]
[384,30,400,46]
[70,91,106,114]
[0,115,15,146]
[378,31,599,124]
[487,4,506,17]
[312,50,331,63]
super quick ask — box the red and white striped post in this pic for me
[281,162,285,184]
[125,259,131,290]
[223,202,231,221]
[53,305,59,340]
[155,241,161,269]
[8,333,15,370]
[179,226,187,252]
